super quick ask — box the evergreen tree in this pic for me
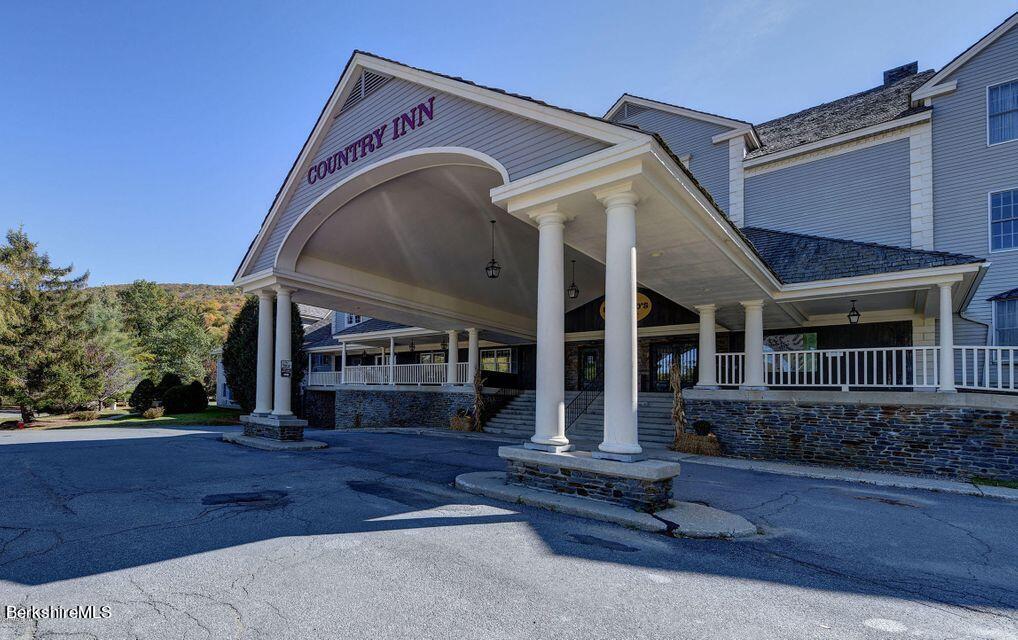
[83,289,140,409]
[117,280,171,365]
[150,308,216,386]
[222,297,305,412]
[0,228,92,422]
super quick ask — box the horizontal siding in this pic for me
[615,108,732,213]
[744,139,912,247]
[248,78,609,274]
[931,23,1018,343]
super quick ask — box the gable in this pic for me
[243,75,612,276]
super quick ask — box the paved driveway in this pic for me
[0,426,1015,639]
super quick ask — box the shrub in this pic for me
[129,379,156,412]
[155,373,183,401]
[186,380,208,412]
[142,407,164,419]
[222,297,305,412]
[163,381,208,414]
[70,410,100,421]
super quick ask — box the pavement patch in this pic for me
[201,490,289,509]
[347,480,441,509]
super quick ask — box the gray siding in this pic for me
[744,139,912,247]
[248,78,609,274]
[614,108,732,213]
[932,23,1018,345]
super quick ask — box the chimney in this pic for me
[883,61,918,85]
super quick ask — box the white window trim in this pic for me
[986,78,1018,148]
[480,347,513,373]
[988,187,1018,254]
[992,298,1018,348]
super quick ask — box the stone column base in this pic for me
[240,414,308,441]
[499,445,680,513]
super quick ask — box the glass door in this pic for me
[578,347,602,387]
[650,340,698,392]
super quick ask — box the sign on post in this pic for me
[280,360,292,378]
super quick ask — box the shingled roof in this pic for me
[304,317,413,350]
[742,227,982,284]
[988,288,1018,302]
[746,70,935,159]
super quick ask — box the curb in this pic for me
[222,433,328,451]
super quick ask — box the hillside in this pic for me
[94,283,249,342]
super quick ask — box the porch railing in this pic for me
[309,363,471,387]
[956,346,1018,392]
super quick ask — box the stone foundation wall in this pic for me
[304,390,336,429]
[684,392,1018,481]
[505,459,673,512]
[333,388,473,429]
[243,421,304,441]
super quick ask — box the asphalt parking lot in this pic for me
[0,425,1016,639]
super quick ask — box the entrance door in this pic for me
[578,347,602,388]
[650,339,698,392]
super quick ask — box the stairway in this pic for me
[483,390,676,449]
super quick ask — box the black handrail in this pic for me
[564,372,604,434]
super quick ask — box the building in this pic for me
[232,13,1018,480]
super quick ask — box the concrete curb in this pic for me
[222,433,328,451]
[455,471,757,538]
[660,451,1018,502]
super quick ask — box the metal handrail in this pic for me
[564,372,604,434]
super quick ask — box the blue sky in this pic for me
[1,1,1014,285]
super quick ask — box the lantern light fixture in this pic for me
[567,259,580,300]
[485,219,502,279]
[847,299,861,325]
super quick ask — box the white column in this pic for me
[272,287,293,416]
[254,290,274,414]
[467,328,479,383]
[939,283,956,392]
[741,300,765,389]
[530,208,570,450]
[389,337,395,385]
[598,187,641,458]
[340,342,347,384]
[447,330,459,384]
[695,304,718,388]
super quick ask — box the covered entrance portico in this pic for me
[232,52,994,463]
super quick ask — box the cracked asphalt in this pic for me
[0,425,1016,639]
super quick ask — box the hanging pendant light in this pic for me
[567,259,580,300]
[408,339,415,354]
[847,299,861,325]
[485,219,502,279]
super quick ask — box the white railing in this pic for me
[717,346,942,390]
[956,346,1018,392]
[716,352,745,386]
[308,371,343,387]
[312,363,472,387]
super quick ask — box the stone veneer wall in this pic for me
[505,459,673,512]
[684,390,1018,481]
[304,390,336,429]
[331,387,474,429]
[242,421,304,441]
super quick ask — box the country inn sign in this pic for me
[230,14,1018,491]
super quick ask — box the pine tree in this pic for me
[0,228,92,422]
[83,289,141,409]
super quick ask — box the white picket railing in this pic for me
[716,352,745,386]
[309,363,471,387]
[956,346,1018,392]
[717,346,941,389]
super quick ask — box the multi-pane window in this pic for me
[310,354,333,372]
[988,80,1018,145]
[480,348,513,373]
[345,314,363,326]
[996,299,1018,346]
[991,188,1018,251]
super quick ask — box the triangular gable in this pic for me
[913,12,1018,101]
[604,94,760,149]
[235,51,647,281]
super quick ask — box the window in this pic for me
[991,188,1018,251]
[988,80,1018,145]
[996,299,1018,346]
[418,352,446,365]
[345,314,363,326]
[480,348,513,373]
[311,354,333,372]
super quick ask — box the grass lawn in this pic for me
[971,476,1018,490]
[20,405,242,430]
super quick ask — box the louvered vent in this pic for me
[340,70,392,114]
[612,102,649,122]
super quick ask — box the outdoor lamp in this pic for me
[567,259,580,299]
[485,219,502,279]
[847,299,861,325]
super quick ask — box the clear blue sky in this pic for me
[1,1,1014,285]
